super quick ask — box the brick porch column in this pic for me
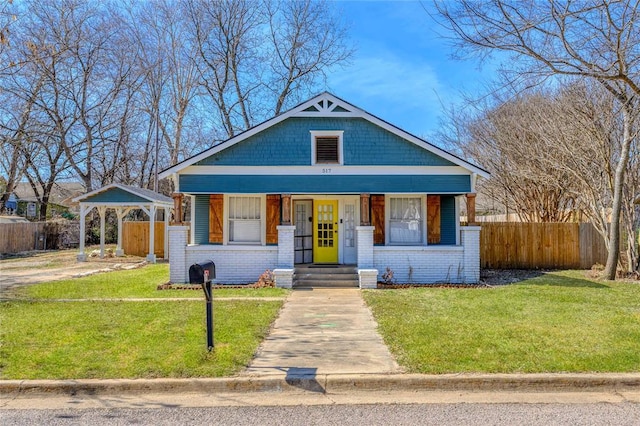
[274,225,295,289]
[356,226,377,289]
[168,225,189,283]
[461,226,481,284]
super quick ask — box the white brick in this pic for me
[358,269,378,289]
[273,268,294,288]
[277,225,296,268]
[356,226,375,268]
[168,226,189,283]
[185,245,277,284]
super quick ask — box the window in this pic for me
[389,197,423,244]
[311,130,343,165]
[228,196,261,243]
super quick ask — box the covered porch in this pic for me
[167,192,481,287]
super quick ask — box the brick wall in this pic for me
[371,226,480,284]
[184,246,278,284]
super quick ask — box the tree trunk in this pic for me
[603,104,633,279]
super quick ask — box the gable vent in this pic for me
[315,136,339,163]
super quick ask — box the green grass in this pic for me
[0,299,283,379]
[21,264,289,299]
[363,270,640,373]
[0,263,287,379]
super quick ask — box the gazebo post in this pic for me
[164,206,170,259]
[115,207,130,257]
[77,204,88,262]
[147,204,157,263]
[98,206,107,258]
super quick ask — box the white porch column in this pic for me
[115,207,130,257]
[147,205,157,263]
[274,225,296,289]
[356,226,377,289]
[276,225,295,268]
[356,226,375,268]
[77,204,89,261]
[164,207,170,259]
[98,206,107,258]
[461,226,481,284]
[168,225,189,283]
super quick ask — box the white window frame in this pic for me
[310,130,344,165]
[224,194,266,245]
[385,194,427,246]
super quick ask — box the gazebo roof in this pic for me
[73,183,172,206]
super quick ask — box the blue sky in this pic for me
[326,1,497,139]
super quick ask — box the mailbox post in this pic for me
[189,260,215,351]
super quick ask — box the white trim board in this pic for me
[180,165,472,176]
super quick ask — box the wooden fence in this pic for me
[0,222,47,254]
[122,221,165,258]
[0,222,78,254]
[479,222,608,269]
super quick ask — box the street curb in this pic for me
[2,373,639,396]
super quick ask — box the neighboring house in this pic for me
[160,92,489,288]
[9,182,85,219]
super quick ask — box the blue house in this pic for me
[160,93,488,287]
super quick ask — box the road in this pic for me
[2,402,640,425]
[2,391,639,426]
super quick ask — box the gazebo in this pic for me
[73,184,173,263]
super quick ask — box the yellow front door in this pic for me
[313,200,338,263]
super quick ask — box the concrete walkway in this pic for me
[242,288,401,378]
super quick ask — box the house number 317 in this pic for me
[322,168,332,174]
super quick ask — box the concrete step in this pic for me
[293,264,359,288]
[294,265,357,275]
[293,273,359,281]
[294,279,359,288]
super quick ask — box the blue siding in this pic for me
[196,117,456,167]
[180,174,471,194]
[440,195,457,245]
[194,195,210,244]
[84,187,147,203]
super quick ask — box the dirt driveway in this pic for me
[0,248,147,296]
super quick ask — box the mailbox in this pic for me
[189,260,216,351]
[189,260,215,284]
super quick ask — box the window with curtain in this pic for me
[389,197,423,244]
[228,196,261,243]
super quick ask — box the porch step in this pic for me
[293,265,359,288]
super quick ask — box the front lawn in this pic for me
[0,299,282,379]
[20,264,288,299]
[0,264,287,379]
[364,271,640,373]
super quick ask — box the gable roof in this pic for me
[12,182,85,205]
[159,92,490,179]
[73,183,172,205]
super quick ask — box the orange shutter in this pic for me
[427,195,441,244]
[266,194,281,245]
[371,195,385,245]
[208,194,224,244]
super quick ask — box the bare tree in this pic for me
[187,0,353,137]
[266,0,353,115]
[127,0,201,169]
[435,0,640,279]
[448,90,581,223]
[19,0,134,193]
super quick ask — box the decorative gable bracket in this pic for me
[295,96,356,117]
